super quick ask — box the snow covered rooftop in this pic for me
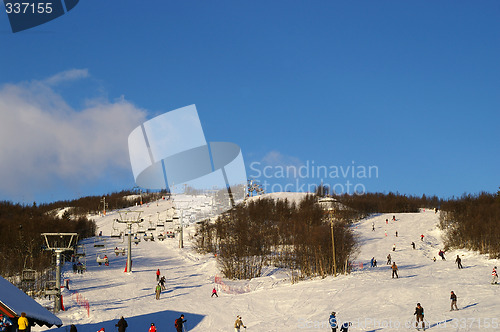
[0,276,62,328]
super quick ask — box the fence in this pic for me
[214,275,251,294]
[70,291,90,317]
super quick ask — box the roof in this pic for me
[0,276,63,328]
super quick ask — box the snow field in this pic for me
[37,196,499,331]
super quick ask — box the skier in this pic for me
[450,291,458,311]
[391,262,398,279]
[395,231,398,237]
[156,269,160,282]
[386,219,388,224]
[414,303,425,330]
[155,283,161,300]
[411,242,416,250]
[438,250,446,260]
[386,254,391,265]
[104,255,109,266]
[211,287,218,297]
[17,312,28,332]
[159,276,166,290]
[340,322,352,332]
[373,258,377,267]
[392,244,396,252]
[175,314,186,332]
[455,255,463,269]
[234,315,246,332]
[492,266,498,285]
[432,257,436,262]
[420,234,424,241]
[329,312,337,332]
[392,215,396,221]
[385,230,387,237]
[370,257,375,268]
[115,316,128,332]
[148,323,157,332]
[372,223,375,231]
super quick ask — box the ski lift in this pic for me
[111,219,122,238]
[94,237,105,248]
[75,244,86,258]
[96,251,109,266]
[133,234,141,245]
[114,247,126,256]
[157,233,166,241]
[144,233,154,241]
[136,222,146,234]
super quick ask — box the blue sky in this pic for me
[0,1,499,203]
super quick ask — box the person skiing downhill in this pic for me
[412,242,416,250]
[370,257,375,268]
[414,303,425,330]
[455,255,463,269]
[438,250,446,260]
[234,315,246,332]
[450,291,458,311]
[392,244,396,252]
[420,234,424,241]
[211,287,218,297]
[159,276,166,290]
[387,254,391,265]
[156,269,160,282]
[391,262,398,279]
[492,267,498,284]
[340,322,352,332]
[148,323,157,332]
[115,316,128,332]
[155,284,161,300]
[372,223,375,231]
[175,314,186,332]
[329,312,337,332]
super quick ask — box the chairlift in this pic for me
[114,247,126,256]
[136,223,146,234]
[94,237,105,248]
[144,233,154,241]
[157,233,166,241]
[96,251,109,266]
[111,219,122,238]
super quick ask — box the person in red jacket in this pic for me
[148,323,157,332]
[492,266,498,285]
[156,269,160,282]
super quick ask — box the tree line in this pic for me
[0,201,95,277]
[194,195,357,280]
[439,191,500,259]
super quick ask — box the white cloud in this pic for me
[261,150,303,168]
[0,70,148,202]
[43,69,89,86]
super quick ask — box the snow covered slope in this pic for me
[37,199,500,331]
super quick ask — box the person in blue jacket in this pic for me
[329,312,337,332]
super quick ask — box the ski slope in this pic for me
[37,195,500,331]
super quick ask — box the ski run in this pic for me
[34,193,499,331]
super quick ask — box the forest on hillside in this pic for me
[194,195,357,280]
[439,191,500,259]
